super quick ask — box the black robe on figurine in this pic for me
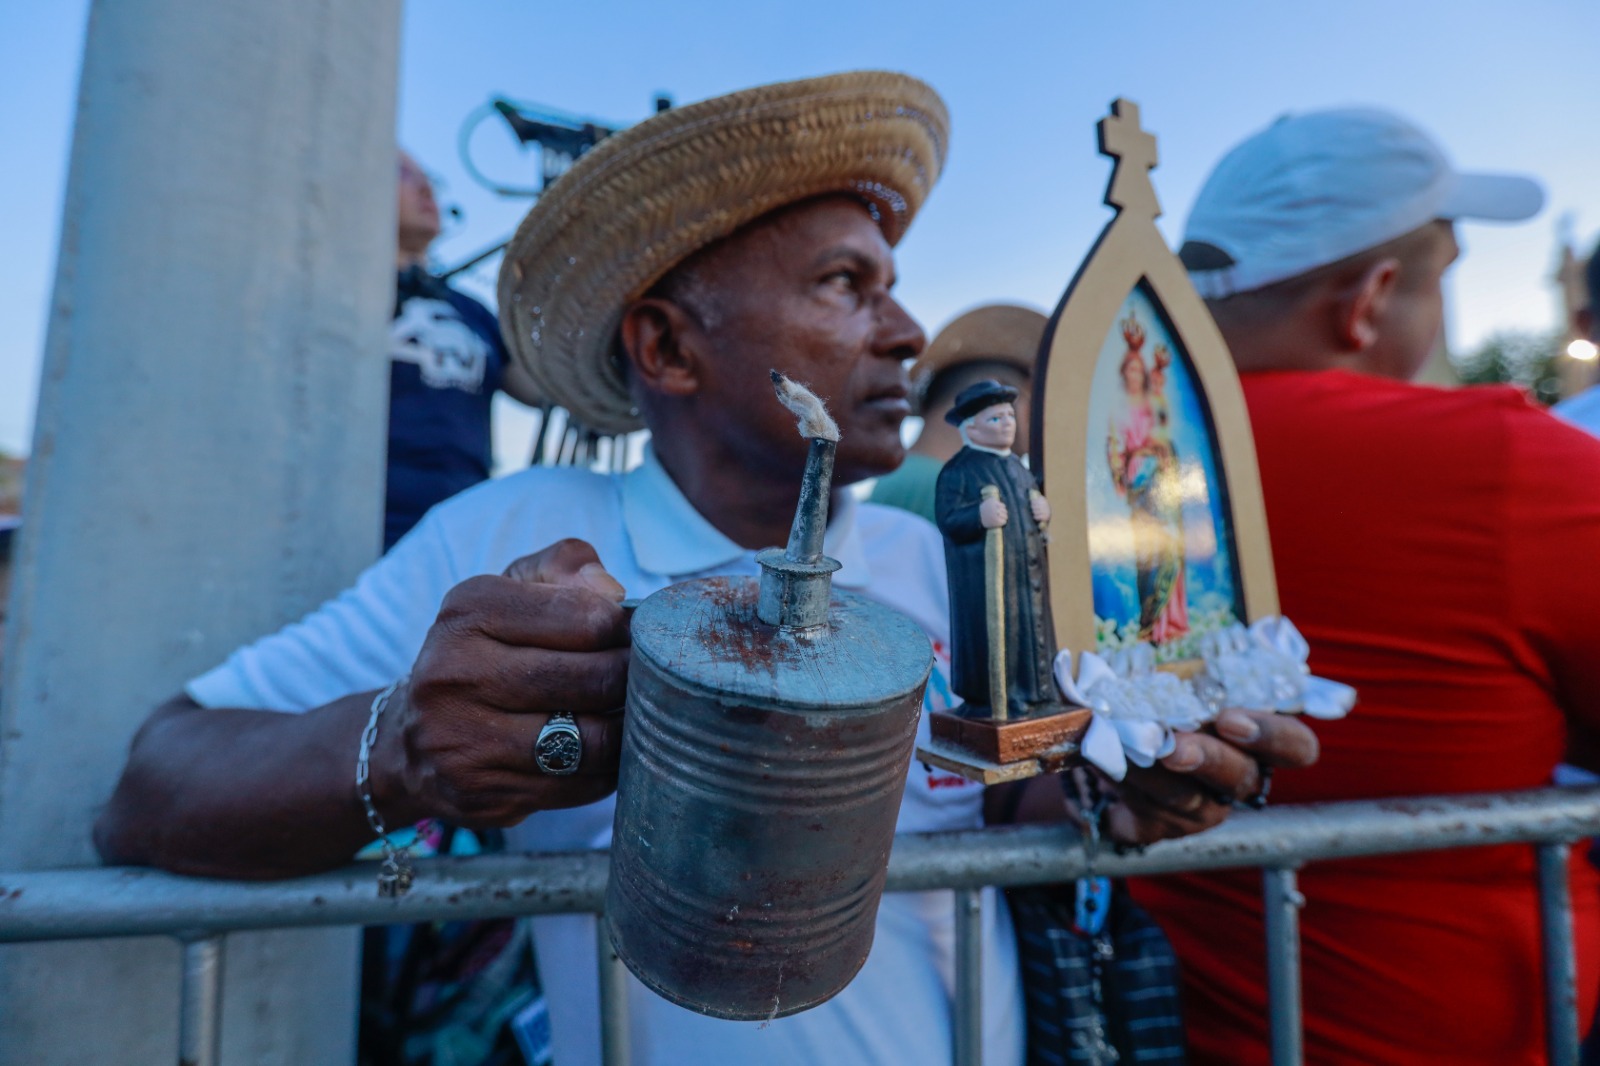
[935,445,1059,716]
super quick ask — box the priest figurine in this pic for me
[935,380,1059,718]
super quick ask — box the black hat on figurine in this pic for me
[944,379,1019,425]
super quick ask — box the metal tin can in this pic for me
[606,575,932,1020]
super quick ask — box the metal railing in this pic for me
[3,786,1598,1066]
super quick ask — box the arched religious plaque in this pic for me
[1035,99,1278,674]
[916,100,1328,787]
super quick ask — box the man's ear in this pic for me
[1337,257,1400,352]
[619,298,703,399]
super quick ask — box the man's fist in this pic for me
[369,539,633,829]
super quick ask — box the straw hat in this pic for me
[909,303,1047,413]
[497,72,950,434]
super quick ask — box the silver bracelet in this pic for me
[357,677,418,898]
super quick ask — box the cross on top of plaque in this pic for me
[1098,98,1161,219]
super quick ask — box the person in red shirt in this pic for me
[1128,107,1600,1066]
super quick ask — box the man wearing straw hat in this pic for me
[97,73,1316,1065]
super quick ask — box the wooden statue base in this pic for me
[916,735,1082,785]
[918,705,1092,784]
[929,705,1092,763]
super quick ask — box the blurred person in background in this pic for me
[386,150,512,550]
[870,303,1044,522]
[0,517,16,676]
[0,454,19,680]
[1134,106,1600,1066]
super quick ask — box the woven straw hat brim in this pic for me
[497,71,950,435]
[910,303,1048,413]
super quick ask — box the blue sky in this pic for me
[4,0,1598,459]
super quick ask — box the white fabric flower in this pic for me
[1052,615,1356,779]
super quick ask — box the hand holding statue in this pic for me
[990,707,1321,846]
[1101,708,1320,845]
[979,496,1009,528]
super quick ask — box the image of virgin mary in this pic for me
[1105,313,1189,643]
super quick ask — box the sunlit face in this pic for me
[965,402,1017,450]
[397,151,440,249]
[650,196,926,485]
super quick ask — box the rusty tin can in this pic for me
[606,575,932,1021]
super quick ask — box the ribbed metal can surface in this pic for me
[606,575,932,1021]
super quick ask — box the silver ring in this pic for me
[1241,764,1273,810]
[534,712,583,775]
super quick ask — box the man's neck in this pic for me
[397,246,429,271]
[653,438,829,551]
[1229,341,1390,378]
[1217,314,1367,377]
[1211,296,1421,380]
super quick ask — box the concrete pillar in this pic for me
[0,0,401,1061]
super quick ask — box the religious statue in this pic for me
[935,379,1059,717]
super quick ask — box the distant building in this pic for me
[1555,238,1597,399]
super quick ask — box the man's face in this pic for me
[397,152,441,249]
[965,402,1017,451]
[1373,221,1458,381]
[663,196,926,484]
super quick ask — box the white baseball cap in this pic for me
[1181,108,1544,299]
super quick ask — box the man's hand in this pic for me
[370,539,633,829]
[1030,492,1051,525]
[980,497,1009,529]
[1102,708,1320,847]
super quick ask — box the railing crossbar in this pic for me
[4,786,1596,1066]
[5,788,1595,943]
